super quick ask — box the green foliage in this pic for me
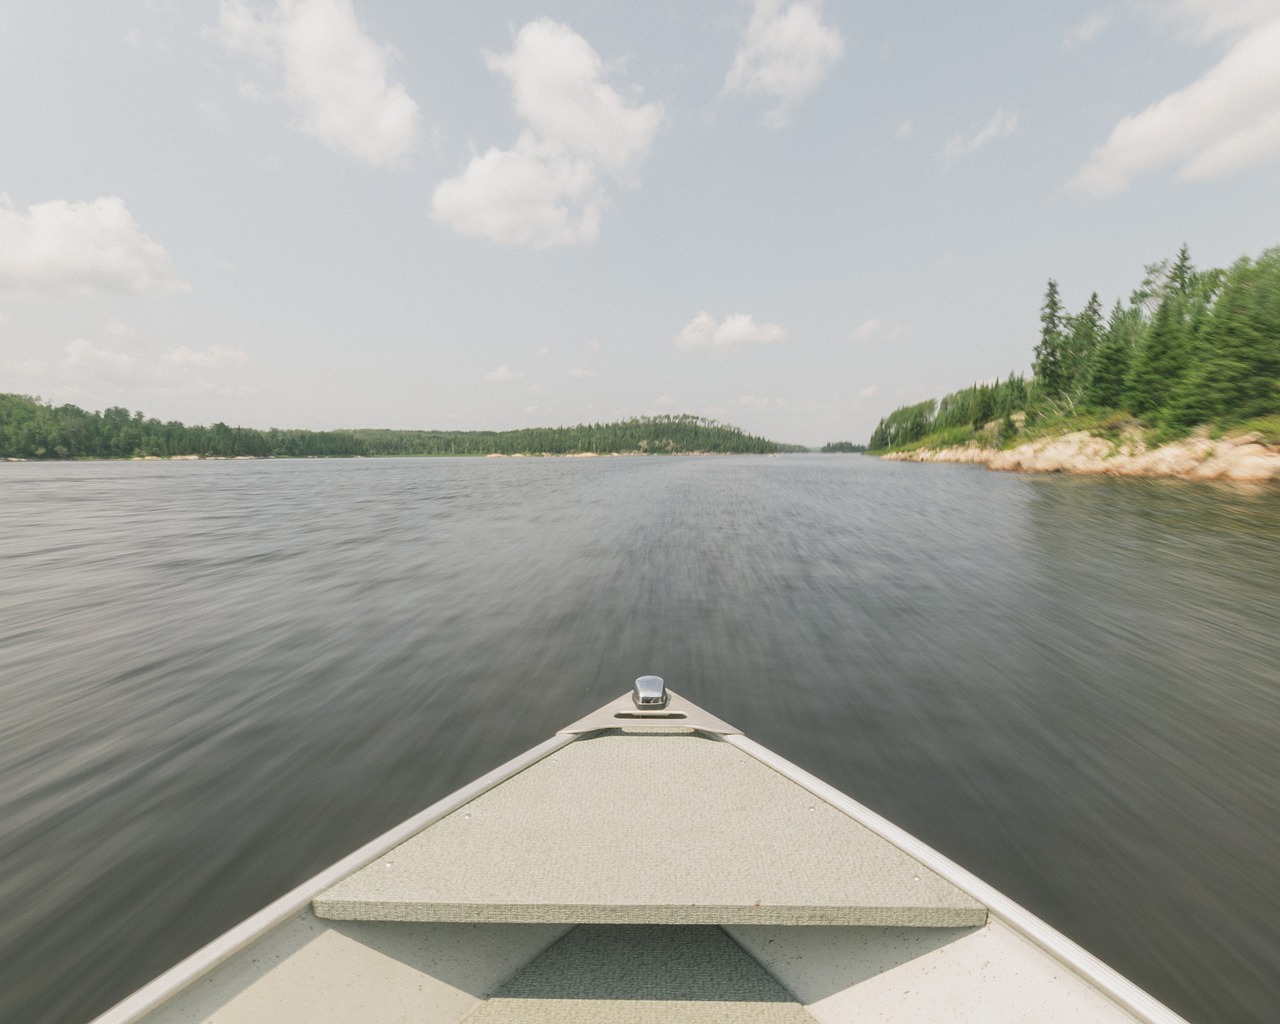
[867,374,1029,452]
[1084,301,1140,409]
[868,399,936,451]
[819,441,866,453]
[1062,292,1103,402]
[0,400,787,459]
[867,241,1280,450]
[1033,279,1068,399]
[1235,413,1280,445]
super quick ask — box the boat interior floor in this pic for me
[125,710,1158,1024]
[139,913,1142,1023]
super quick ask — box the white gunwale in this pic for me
[725,733,1189,1024]
[87,733,577,1024]
[87,695,1193,1024]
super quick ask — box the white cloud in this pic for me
[162,344,251,369]
[62,338,137,376]
[1155,0,1280,43]
[654,394,676,408]
[486,21,661,178]
[740,394,787,408]
[431,133,604,247]
[432,20,662,248]
[942,107,1019,164]
[895,120,913,140]
[857,384,878,400]
[725,0,844,128]
[676,312,788,350]
[850,317,884,342]
[214,0,419,167]
[1064,8,1115,49]
[49,338,253,398]
[485,364,523,382]
[1071,18,1280,194]
[850,317,908,343]
[567,367,596,379]
[0,195,184,296]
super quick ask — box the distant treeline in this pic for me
[0,396,796,459]
[868,244,1280,450]
[820,441,867,453]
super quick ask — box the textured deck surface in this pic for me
[314,731,985,927]
[467,925,813,1023]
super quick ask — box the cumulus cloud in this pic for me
[432,20,662,248]
[676,312,788,350]
[161,344,251,369]
[27,338,254,399]
[942,107,1019,164]
[850,317,908,343]
[1156,0,1280,43]
[725,0,844,128]
[62,338,137,376]
[1071,16,1280,193]
[431,133,603,247]
[0,195,184,296]
[485,365,523,382]
[214,0,419,166]
[1064,8,1115,49]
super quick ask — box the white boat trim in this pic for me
[86,685,1194,1024]
[726,733,1187,1024]
[87,733,577,1024]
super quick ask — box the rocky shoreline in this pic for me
[881,430,1280,482]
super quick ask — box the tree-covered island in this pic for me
[867,245,1280,466]
[0,400,805,460]
[820,442,867,453]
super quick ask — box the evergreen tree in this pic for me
[1127,248,1202,419]
[1034,279,1068,400]
[1085,301,1140,409]
[1170,252,1280,423]
[1063,291,1104,400]
[1169,244,1193,295]
[1126,294,1190,417]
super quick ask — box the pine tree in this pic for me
[1126,291,1192,417]
[1085,301,1139,409]
[1033,279,1068,400]
[1173,253,1280,422]
[1064,292,1104,400]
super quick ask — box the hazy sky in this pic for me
[3,1,1279,445]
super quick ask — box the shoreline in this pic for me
[880,430,1280,482]
[2,450,767,463]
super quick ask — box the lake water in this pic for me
[1,455,1277,1024]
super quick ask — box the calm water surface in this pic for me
[1,456,1277,1024]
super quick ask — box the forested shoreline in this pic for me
[0,397,798,459]
[868,245,1280,453]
